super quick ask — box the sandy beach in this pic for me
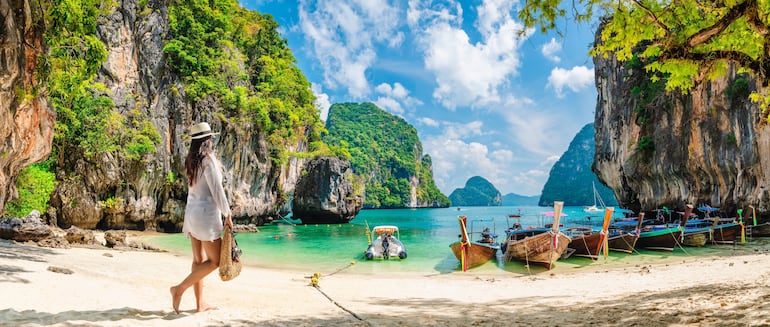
[2,235,770,327]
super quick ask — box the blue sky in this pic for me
[240,0,599,196]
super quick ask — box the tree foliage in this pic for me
[165,0,324,163]
[4,163,56,218]
[323,103,449,208]
[521,0,770,115]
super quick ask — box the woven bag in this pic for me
[219,224,242,281]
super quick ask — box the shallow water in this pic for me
[145,206,770,276]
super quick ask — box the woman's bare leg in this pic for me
[170,236,221,313]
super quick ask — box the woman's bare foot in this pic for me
[197,303,218,312]
[170,286,182,314]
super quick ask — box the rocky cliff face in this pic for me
[0,0,55,214]
[46,0,306,230]
[593,37,770,216]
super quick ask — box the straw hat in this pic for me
[190,122,219,139]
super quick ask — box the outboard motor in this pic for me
[382,234,390,259]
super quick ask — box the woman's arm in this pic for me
[203,155,232,220]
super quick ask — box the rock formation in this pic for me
[0,0,55,214]
[0,210,52,242]
[593,31,770,216]
[292,157,363,224]
[44,0,308,231]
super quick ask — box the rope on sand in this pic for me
[307,263,371,326]
[312,284,371,326]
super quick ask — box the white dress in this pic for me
[182,155,231,241]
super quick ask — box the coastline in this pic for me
[2,234,770,326]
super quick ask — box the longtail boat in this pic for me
[746,205,770,237]
[680,204,709,247]
[634,211,682,252]
[449,216,500,271]
[567,207,614,259]
[504,201,571,270]
[607,213,643,253]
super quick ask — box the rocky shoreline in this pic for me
[0,210,260,251]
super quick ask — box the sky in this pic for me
[240,0,599,196]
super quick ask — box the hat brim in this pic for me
[191,132,220,140]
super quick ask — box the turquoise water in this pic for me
[145,206,764,275]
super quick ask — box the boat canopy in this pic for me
[373,226,399,235]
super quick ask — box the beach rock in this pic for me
[64,226,97,245]
[292,157,363,224]
[104,230,127,248]
[47,266,73,274]
[234,224,260,233]
[0,211,53,242]
[37,237,71,249]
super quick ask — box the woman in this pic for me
[170,122,232,314]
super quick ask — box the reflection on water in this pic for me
[144,206,770,275]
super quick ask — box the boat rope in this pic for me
[278,214,297,226]
[311,283,371,326]
[673,231,690,255]
[306,263,372,326]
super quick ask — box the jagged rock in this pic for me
[0,211,52,241]
[104,230,127,248]
[292,157,363,224]
[65,226,97,245]
[234,224,260,233]
[37,237,71,249]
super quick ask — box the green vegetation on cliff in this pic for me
[164,0,326,164]
[538,124,618,207]
[448,176,502,207]
[43,0,160,165]
[323,103,449,208]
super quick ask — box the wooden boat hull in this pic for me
[636,228,681,252]
[569,233,605,259]
[504,231,571,270]
[711,223,742,244]
[748,223,770,237]
[607,233,638,253]
[449,241,499,269]
[682,227,710,247]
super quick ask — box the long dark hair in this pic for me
[185,136,214,186]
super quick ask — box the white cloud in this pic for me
[374,96,404,115]
[298,0,403,98]
[312,83,331,121]
[417,117,439,127]
[373,82,422,115]
[541,38,562,63]
[547,66,594,98]
[407,0,532,109]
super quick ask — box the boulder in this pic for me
[0,211,52,242]
[292,157,363,224]
[65,226,97,245]
[104,230,127,248]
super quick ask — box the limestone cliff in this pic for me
[0,0,55,214]
[43,0,312,230]
[593,35,770,216]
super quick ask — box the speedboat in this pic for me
[364,225,407,260]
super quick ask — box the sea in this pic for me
[144,206,768,276]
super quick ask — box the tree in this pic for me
[521,0,770,114]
